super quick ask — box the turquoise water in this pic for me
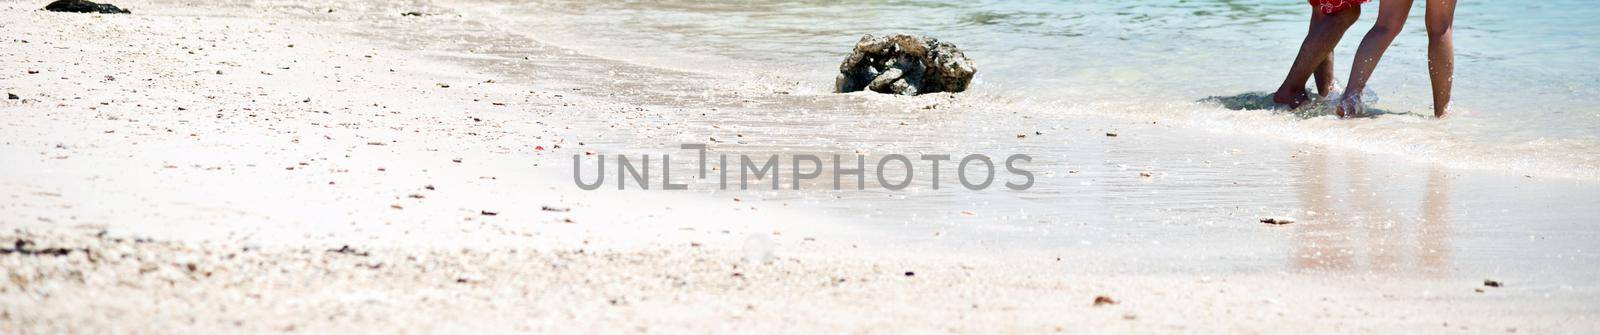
[474,0,1600,179]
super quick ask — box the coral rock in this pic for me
[835,34,976,95]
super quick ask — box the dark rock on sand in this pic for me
[327,245,370,257]
[835,34,976,96]
[7,93,17,100]
[44,0,131,14]
[2,239,82,256]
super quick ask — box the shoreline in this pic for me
[448,0,1600,182]
[3,0,1598,333]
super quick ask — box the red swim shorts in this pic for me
[1309,0,1370,14]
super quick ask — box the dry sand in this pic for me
[1,0,1595,333]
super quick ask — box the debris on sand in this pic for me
[1484,279,1502,288]
[480,210,499,216]
[1105,132,1119,137]
[1,239,82,256]
[327,245,369,257]
[7,93,18,100]
[1093,295,1118,306]
[835,34,975,95]
[540,205,571,213]
[44,0,131,14]
[1260,217,1296,225]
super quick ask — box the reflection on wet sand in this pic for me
[1419,167,1452,277]
[1292,149,1452,277]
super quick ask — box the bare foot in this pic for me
[1273,89,1311,109]
[1334,94,1364,118]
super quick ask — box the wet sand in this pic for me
[2,0,1598,333]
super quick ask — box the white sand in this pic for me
[1,0,1594,333]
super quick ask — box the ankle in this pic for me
[1273,88,1305,102]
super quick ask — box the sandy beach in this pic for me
[3,0,1598,333]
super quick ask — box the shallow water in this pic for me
[392,0,1597,291]
[465,0,1600,180]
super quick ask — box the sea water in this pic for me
[473,0,1599,180]
[427,0,1600,284]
